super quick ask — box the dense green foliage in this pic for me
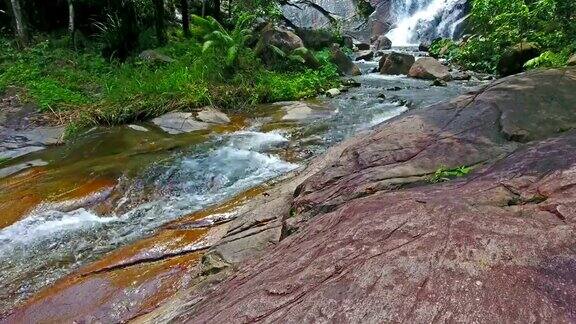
[1,0,341,133]
[0,34,339,130]
[432,0,576,73]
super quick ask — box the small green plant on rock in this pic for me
[428,165,472,183]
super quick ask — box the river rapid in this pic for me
[0,51,486,313]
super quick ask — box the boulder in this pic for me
[497,42,540,76]
[342,35,354,49]
[151,112,211,134]
[450,70,472,80]
[355,50,374,61]
[373,35,392,50]
[430,78,448,87]
[568,54,576,66]
[379,52,415,75]
[277,101,332,121]
[196,107,230,125]
[408,57,452,81]
[295,28,337,50]
[255,23,305,66]
[330,44,362,76]
[292,47,321,69]
[138,50,175,64]
[418,41,431,52]
[355,42,370,51]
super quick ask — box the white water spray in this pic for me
[385,0,469,46]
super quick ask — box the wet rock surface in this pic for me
[409,57,452,81]
[4,68,575,323]
[144,68,576,322]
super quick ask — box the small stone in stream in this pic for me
[418,41,431,52]
[377,93,386,99]
[386,86,402,91]
[355,50,374,61]
[450,70,472,81]
[127,124,149,132]
[196,106,231,124]
[151,112,211,134]
[326,88,341,97]
[338,85,350,93]
[431,79,448,87]
[342,79,361,87]
[350,96,358,100]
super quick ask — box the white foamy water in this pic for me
[386,0,468,46]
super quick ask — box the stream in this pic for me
[0,52,486,312]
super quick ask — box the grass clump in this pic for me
[428,165,472,183]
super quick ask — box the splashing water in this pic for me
[386,0,469,46]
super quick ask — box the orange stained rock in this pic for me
[5,252,201,324]
[79,228,208,276]
[0,169,116,229]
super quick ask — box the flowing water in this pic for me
[0,54,485,313]
[385,0,469,45]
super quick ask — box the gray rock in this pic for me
[330,44,362,76]
[196,107,231,125]
[151,112,211,134]
[408,57,452,81]
[127,124,149,132]
[325,88,341,98]
[355,50,374,61]
[374,35,392,50]
[568,54,576,66]
[139,49,175,64]
[379,52,415,75]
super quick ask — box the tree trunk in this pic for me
[213,0,221,21]
[180,0,190,38]
[201,0,206,17]
[9,0,28,47]
[68,0,76,49]
[153,0,167,45]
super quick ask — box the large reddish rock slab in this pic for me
[171,131,576,323]
[294,68,576,216]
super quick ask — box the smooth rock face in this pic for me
[330,44,361,76]
[151,112,211,134]
[6,69,576,323]
[164,68,576,323]
[409,57,452,81]
[277,101,332,121]
[195,107,231,125]
[295,68,576,214]
[379,52,415,75]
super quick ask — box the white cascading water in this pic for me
[385,0,469,46]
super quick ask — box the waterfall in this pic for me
[383,0,469,46]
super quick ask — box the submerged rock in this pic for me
[408,57,452,81]
[379,52,415,75]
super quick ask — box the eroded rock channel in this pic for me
[3,67,576,323]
